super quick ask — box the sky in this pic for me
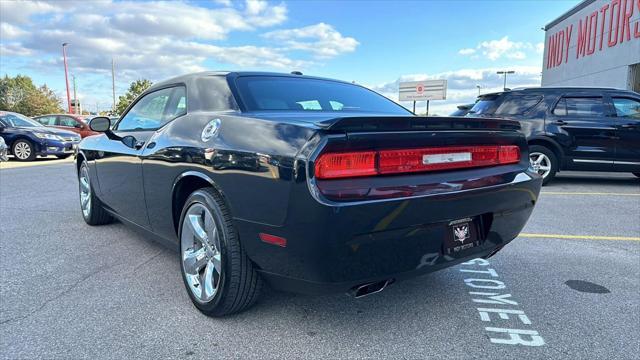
[0,0,582,115]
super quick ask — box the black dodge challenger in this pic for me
[77,71,542,316]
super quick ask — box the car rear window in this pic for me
[235,76,410,114]
[494,95,543,115]
[468,95,499,115]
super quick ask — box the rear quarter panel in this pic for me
[140,112,317,242]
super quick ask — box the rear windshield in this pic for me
[235,76,410,115]
[468,95,499,115]
[494,95,543,115]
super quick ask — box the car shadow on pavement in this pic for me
[547,175,639,187]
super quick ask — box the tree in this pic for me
[0,75,63,116]
[115,79,152,115]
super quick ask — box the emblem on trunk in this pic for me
[453,224,470,243]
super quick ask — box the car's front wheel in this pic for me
[12,139,36,161]
[78,161,113,225]
[529,145,558,185]
[179,188,262,316]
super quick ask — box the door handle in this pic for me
[554,120,568,126]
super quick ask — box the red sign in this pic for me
[546,0,640,69]
[416,84,424,94]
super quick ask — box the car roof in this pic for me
[479,87,636,97]
[150,71,356,90]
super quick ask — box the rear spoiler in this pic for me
[315,116,521,132]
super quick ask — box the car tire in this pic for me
[12,139,36,161]
[529,145,558,186]
[78,161,113,225]
[56,154,72,159]
[179,188,262,317]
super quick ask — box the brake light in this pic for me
[315,145,520,179]
[314,151,377,179]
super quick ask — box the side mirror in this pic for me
[89,117,111,132]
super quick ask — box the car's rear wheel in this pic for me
[529,145,558,185]
[12,140,36,161]
[79,161,113,225]
[179,188,262,317]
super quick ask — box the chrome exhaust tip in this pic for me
[349,279,394,298]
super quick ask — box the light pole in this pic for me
[62,43,72,113]
[476,85,481,96]
[72,74,77,114]
[496,70,515,91]
[111,58,116,114]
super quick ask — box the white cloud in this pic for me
[368,66,542,115]
[0,0,345,108]
[263,22,359,58]
[0,1,63,24]
[535,42,544,54]
[1,0,323,81]
[458,48,476,56]
[0,43,33,57]
[459,36,537,61]
[0,23,27,39]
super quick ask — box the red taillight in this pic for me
[314,151,377,179]
[315,145,520,179]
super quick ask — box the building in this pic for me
[542,0,640,91]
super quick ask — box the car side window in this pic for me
[612,97,640,119]
[58,116,78,127]
[553,97,605,117]
[36,116,57,126]
[117,86,185,131]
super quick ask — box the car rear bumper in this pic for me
[236,169,542,295]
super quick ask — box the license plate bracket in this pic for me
[443,217,482,255]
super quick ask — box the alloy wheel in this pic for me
[529,152,552,179]
[181,203,223,303]
[14,142,31,160]
[79,164,92,218]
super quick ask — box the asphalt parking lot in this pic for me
[1,161,639,359]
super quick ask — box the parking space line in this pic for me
[519,233,640,241]
[540,191,640,196]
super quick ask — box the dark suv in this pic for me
[468,87,640,184]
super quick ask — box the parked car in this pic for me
[467,87,640,184]
[77,71,541,316]
[0,111,81,161]
[0,136,8,162]
[33,114,99,138]
[450,103,474,116]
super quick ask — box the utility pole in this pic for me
[72,74,78,114]
[476,85,481,96]
[62,43,71,113]
[496,70,515,91]
[111,58,116,114]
